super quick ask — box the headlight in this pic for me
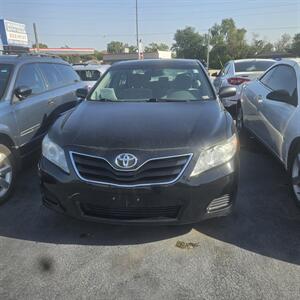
[42,135,69,173]
[190,134,237,177]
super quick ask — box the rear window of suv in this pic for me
[0,64,13,99]
[76,70,101,81]
[234,60,275,73]
[38,63,80,90]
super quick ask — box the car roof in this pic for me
[73,64,110,71]
[110,59,201,69]
[232,58,276,63]
[0,54,69,65]
[283,58,300,66]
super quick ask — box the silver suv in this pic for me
[0,54,85,203]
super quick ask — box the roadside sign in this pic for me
[0,19,29,47]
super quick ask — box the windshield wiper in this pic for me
[146,98,189,102]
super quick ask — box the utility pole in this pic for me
[33,23,39,52]
[206,29,210,69]
[135,0,140,59]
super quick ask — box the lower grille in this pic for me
[80,203,181,220]
[71,152,192,187]
[207,194,231,213]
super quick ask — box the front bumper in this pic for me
[39,155,239,225]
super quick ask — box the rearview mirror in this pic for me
[219,86,237,99]
[266,90,292,103]
[14,86,32,100]
[76,88,89,99]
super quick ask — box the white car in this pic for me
[73,64,110,89]
[213,59,275,116]
[239,58,300,205]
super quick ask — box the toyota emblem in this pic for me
[115,153,138,169]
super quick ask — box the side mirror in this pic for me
[76,88,89,99]
[219,86,237,99]
[266,90,291,103]
[14,86,32,100]
[211,71,219,77]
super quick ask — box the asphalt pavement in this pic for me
[0,137,300,300]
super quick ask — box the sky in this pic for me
[0,0,299,50]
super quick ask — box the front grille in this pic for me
[81,203,181,220]
[207,194,231,213]
[70,152,192,187]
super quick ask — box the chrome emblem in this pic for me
[115,153,138,169]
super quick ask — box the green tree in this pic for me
[172,26,206,60]
[274,33,291,52]
[247,34,274,56]
[209,19,248,68]
[144,42,169,53]
[290,33,300,56]
[32,43,48,48]
[107,41,125,54]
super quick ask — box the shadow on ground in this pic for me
[0,137,299,265]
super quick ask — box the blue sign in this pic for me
[0,19,29,47]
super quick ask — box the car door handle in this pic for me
[256,95,263,103]
[48,99,55,106]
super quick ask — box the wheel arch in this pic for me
[0,133,21,169]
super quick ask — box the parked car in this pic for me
[39,59,239,225]
[239,58,300,205]
[0,54,85,204]
[213,59,275,116]
[73,63,110,89]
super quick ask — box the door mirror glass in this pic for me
[14,86,32,100]
[266,89,293,104]
[219,86,237,99]
[76,88,89,99]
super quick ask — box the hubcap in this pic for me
[292,153,300,202]
[236,107,243,132]
[0,153,12,198]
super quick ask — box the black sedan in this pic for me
[39,59,239,225]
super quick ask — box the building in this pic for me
[30,48,95,56]
[103,50,172,64]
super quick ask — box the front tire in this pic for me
[289,146,300,207]
[0,144,16,205]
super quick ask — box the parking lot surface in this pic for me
[0,137,300,300]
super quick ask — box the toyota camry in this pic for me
[39,59,239,225]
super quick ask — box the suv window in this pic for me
[39,63,63,90]
[76,70,101,81]
[55,64,80,85]
[15,63,46,95]
[0,64,13,100]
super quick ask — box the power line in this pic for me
[39,26,299,38]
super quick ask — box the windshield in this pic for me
[234,60,275,73]
[76,69,101,81]
[0,64,13,100]
[89,65,215,102]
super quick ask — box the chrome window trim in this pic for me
[69,151,193,188]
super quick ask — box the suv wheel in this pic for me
[0,144,16,205]
[236,104,244,135]
[289,146,300,207]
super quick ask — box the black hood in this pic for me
[51,100,229,152]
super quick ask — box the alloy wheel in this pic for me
[0,152,13,198]
[236,106,243,133]
[292,153,300,203]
